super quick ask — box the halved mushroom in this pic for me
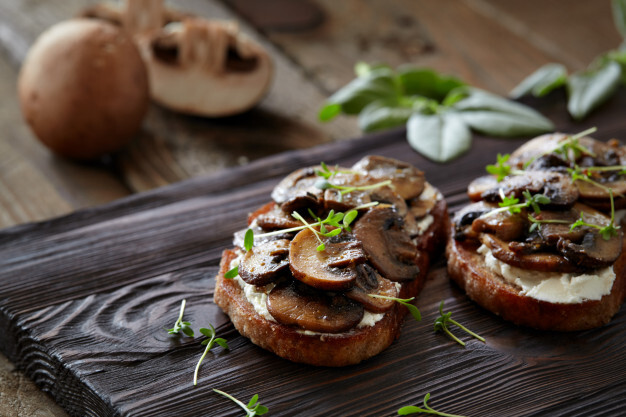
[267,280,364,333]
[289,229,366,291]
[271,166,324,213]
[480,233,580,273]
[480,171,578,209]
[345,264,398,313]
[351,155,425,200]
[353,206,419,281]
[137,18,273,116]
[238,239,290,286]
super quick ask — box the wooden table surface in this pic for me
[0,1,621,415]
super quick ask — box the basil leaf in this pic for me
[318,103,341,121]
[452,87,554,133]
[398,67,465,101]
[458,109,554,136]
[354,61,393,77]
[325,68,399,114]
[358,98,414,132]
[407,111,471,163]
[509,63,568,98]
[613,0,626,40]
[567,60,621,120]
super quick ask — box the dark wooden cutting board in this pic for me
[1,91,625,417]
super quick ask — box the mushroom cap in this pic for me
[137,18,273,117]
[18,18,149,159]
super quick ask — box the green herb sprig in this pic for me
[511,1,626,120]
[368,294,421,322]
[485,190,551,217]
[320,63,553,163]
[434,301,485,347]
[398,393,466,417]
[527,214,570,233]
[213,389,268,417]
[193,324,229,386]
[166,299,194,337]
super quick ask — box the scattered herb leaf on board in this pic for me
[193,324,229,386]
[398,392,466,417]
[213,390,269,417]
[511,0,626,120]
[320,63,553,163]
[434,301,485,347]
[166,299,194,337]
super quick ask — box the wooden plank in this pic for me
[248,0,618,95]
[1,90,625,416]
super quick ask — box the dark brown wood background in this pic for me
[1,89,625,417]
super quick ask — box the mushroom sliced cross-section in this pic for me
[238,239,291,286]
[345,264,398,313]
[289,228,366,291]
[353,206,419,281]
[352,155,425,200]
[266,280,364,333]
[271,166,324,213]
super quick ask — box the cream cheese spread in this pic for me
[477,244,615,303]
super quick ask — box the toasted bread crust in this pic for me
[214,197,448,366]
[446,225,626,331]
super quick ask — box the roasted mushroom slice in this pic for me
[352,155,425,200]
[267,280,364,333]
[480,233,581,273]
[271,166,324,213]
[471,208,527,242]
[345,264,398,313]
[557,231,622,269]
[467,175,499,202]
[452,201,497,241]
[238,239,290,286]
[575,179,626,211]
[289,229,366,291]
[353,206,419,281]
[254,202,306,230]
[480,171,578,209]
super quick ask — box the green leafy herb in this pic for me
[434,301,485,347]
[511,1,626,120]
[321,62,553,163]
[224,265,239,279]
[487,190,550,217]
[193,324,229,386]
[166,299,194,337]
[527,214,570,234]
[244,229,254,251]
[398,393,466,417]
[485,153,512,181]
[213,389,268,417]
[368,294,421,322]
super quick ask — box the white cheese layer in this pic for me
[477,244,615,304]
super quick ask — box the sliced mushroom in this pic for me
[238,239,291,286]
[345,264,398,313]
[267,280,364,333]
[557,231,622,269]
[289,228,365,291]
[533,204,592,245]
[467,175,499,202]
[481,171,578,209]
[323,188,372,212]
[508,133,569,168]
[452,201,497,241]
[352,155,425,200]
[408,191,439,219]
[480,233,580,273]
[271,166,324,213]
[254,202,307,230]
[471,208,527,242]
[353,206,419,281]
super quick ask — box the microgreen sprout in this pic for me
[567,166,620,240]
[193,324,229,386]
[224,265,239,279]
[245,202,379,253]
[434,301,485,347]
[316,178,393,202]
[368,295,421,322]
[213,389,268,417]
[314,161,356,180]
[527,214,570,233]
[397,393,466,417]
[484,190,551,217]
[166,299,194,337]
[486,153,523,181]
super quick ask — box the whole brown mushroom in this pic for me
[18,19,149,160]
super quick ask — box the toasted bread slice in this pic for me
[446,227,626,331]
[214,197,448,366]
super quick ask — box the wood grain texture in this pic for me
[1,90,625,416]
